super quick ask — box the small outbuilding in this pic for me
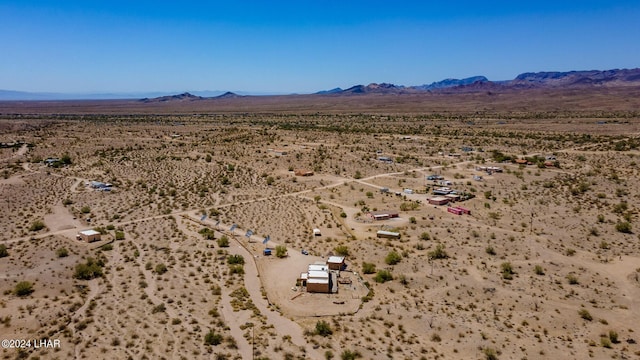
[377,230,401,239]
[327,256,346,271]
[294,169,314,176]
[77,229,101,243]
[313,228,321,236]
[370,210,399,220]
[428,196,450,206]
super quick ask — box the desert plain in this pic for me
[1,89,640,360]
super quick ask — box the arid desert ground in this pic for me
[1,97,640,359]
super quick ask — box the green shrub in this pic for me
[29,220,46,232]
[0,244,8,258]
[579,309,593,321]
[217,236,229,247]
[615,221,632,234]
[227,254,245,265]
[334,245,349,256]
[14,281,34,297]
[374,270,393,283]
[115,231,125,240]
[485,245,496,255]
[483,347,498,360]
[275,245,287,258]
[204,330,223,346]
[80,206,91,214]
[362,262,376,274]
[533,265,544,275]
[428,244,448,260]
[315,320,333,337]
[155,263,168,275]
[384,251,402,265]
[340,350,362,360]
[228,265,244,275]
[74,257,104,280]
[609,330,619,344]
[501,262,514,280]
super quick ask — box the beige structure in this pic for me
[294,169,314,176]
[77,229,101,243]
[300,263,332,293]
[327,256,345,271]
[376,230,401,239]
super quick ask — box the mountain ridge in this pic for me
[2,67,639,101]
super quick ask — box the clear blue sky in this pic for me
[1,1,639,94]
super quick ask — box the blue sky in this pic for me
[1,1,639,94]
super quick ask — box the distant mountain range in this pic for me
[315,68,640,95]
[1,68,639,101]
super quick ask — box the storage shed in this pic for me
[78,229,101,243]
[327,256,345,271]
[294,169,314,176]
[313,228,321,236]
[377,230,401,239]
[428,196,450,206]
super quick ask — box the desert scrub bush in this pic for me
[601,336,612,348]
[217,236,230,247]
[362,262,376,274]
[501,262,514,280]
[615,221,632,234]
[374,270,393,283]
[14,281,34,297]
[154,263,168,275]
[101,243,113,251]
[115,231,125,240]
[384,251,402,265]
[334,245,349,256]
[340,350,362,360]
[485,245,496,255]
[198,228,215,240]
[227,254,244,265]
[152,303,166,314]
[400,202,420,211]
[228,265,244,275]
[315,320,333,337]
[608,330,619,344]
[420,232,431,240]
[566,274,579,285]
[428,244,448,260]
[483,347,499,360]
[579,309,593,321]
[29,220,46,232]
[275,245,287,258]
[533,265,544,275]
[55,247,68,258]
[74,257,104,280]
[80,206,91,214]
[565,248,576,256]
[0,244,8,258]
[204,329,223,345]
